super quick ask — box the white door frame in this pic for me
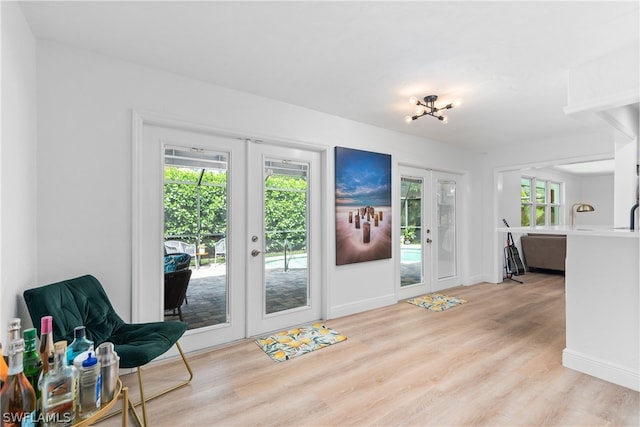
[132,111,329,352]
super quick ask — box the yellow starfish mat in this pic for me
[407,293,467,312]
[255,323,347,362]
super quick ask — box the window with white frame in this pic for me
[521,177,562,226]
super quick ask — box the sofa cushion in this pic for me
[164,253,191,273]
[520,234,567,272]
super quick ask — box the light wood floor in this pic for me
[105,273,639,426]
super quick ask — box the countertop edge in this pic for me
[496,226,640,239]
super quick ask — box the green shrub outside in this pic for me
[164,167,307,256]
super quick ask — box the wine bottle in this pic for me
[0,339,37,427]
[22,328,43,400]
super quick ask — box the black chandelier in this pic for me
[404,95,457,123]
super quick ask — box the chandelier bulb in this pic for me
[409,96,419,105]
[404,115,413,123]
[441,116,448,124]
[415,107,425,116]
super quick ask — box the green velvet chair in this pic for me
[23,274,193,426]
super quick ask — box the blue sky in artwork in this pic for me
[335,147,391,207]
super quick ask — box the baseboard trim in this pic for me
[328,294,396,319]
[463,274,488,285]
[563,348,639,391]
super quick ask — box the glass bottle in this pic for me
[22,328,43,401]
[38,316,55,377]
[0,339,37,427]
[41,341,77,427]
[8,318,21,341]
[2,317,22,391]
[66,326,94,366]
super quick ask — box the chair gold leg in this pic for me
[128,394,144,427]
[122,386,129,427]
[137,367,148,427]
[128,341,193,425]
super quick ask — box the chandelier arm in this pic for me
[406,94,456,123]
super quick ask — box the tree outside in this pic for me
[164,167,308,258]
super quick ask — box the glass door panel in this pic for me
[432,171,461,291]
[400,176,423,287]
[397,166,431,300]
[163,146,229,329]
[436,179,456,280]
[264,159,309,314]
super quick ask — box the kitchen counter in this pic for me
[497,225,639,238]
[497,225,639,391]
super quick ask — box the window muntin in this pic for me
[521,177,562,226]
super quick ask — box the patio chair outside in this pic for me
[164,240,196,257]
[214,237,226,265]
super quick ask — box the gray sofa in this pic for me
[520,233,567,272]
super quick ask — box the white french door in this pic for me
[136,122,246,351]
[134,115,324,352]
[246,143,322,336]
[397,166,461,298]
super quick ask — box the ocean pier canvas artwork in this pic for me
[335,147,392,265]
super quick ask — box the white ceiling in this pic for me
[553,159,616,175]
[19,1,640,152]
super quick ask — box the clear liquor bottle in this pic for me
[0,339,37,427]
[40,341,77,427]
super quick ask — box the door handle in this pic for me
[251,249,261,257]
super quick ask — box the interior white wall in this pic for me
[498,167,613,228]
[614,134,639,227]
[34,40,484,324]
[579,174,615,226]
[1,2,38,341]
[483,133,615,282]
[498,170,521,227]
[565,42,639,229]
